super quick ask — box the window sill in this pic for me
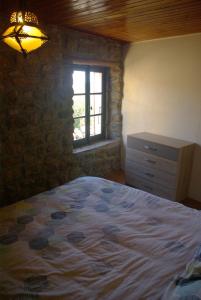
[73,139,120,154]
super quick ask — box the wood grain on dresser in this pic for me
[125,132,195,202]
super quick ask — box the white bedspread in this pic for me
[0,176,201,299]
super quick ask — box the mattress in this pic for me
[0,176,201,300]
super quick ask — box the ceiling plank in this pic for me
[2,0,201,42]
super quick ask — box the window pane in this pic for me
[90,95,102,115]
[73,71,85,94]
[73,118,86,140]
[90,115,102,136]
[73,95,85,118]
[90,72,102,93]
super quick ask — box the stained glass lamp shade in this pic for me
[1,11,48,57]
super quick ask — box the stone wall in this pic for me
[74,140,121,178]
[0,23,124,206]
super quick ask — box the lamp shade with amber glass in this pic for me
[1,11,48,56]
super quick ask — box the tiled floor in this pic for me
[105,170,201,210]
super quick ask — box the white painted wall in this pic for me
[122,33,201,201]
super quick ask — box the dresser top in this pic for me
[128,132,194,149]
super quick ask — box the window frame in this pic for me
[73,64,108,148]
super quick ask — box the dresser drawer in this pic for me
[125,160,177,189]
[126,148,177,175]
[126,174,176,200]
[126,133,194,201]
[127,136,179,161]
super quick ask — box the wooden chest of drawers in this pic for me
[125,132,194,201]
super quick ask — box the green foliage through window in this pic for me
[72,65,107,147]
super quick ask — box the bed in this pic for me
[0,176,201,300]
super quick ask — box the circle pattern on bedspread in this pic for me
[29,237,49,250]
[70,202,85,209]
[0,233,18,245]
[95,203,109,212]
[17,215,34,225]
[67,231,86,244]
[101,188,114,193]
[120,201,135,209]
[24,275,49,292]
[100,196,111,204]
[51,211,67,219]
[67,191,90,200]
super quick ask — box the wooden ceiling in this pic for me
[2,0,201,42]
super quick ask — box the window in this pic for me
[72,65,108,147]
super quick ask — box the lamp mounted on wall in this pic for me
[1,0,49,57]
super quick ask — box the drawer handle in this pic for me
[145,159,156,164]
[143,185,153,191]
[145,172,155,178]
[144,145,157,152]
